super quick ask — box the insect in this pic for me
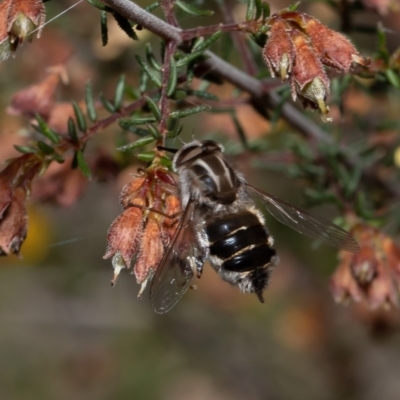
[150,140,360,314]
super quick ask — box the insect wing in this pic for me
[150,201,204,314]
[247,184,360,253]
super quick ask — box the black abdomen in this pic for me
[205,212,276,272]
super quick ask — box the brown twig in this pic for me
[158,41,177,143]
[218,0,258,76]
[160,0,179,27]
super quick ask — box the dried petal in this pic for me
[0,161,22,218]
[31,159,87,207]
[103,204,145,267]
[297,78,331,121]
[383,237,400,277]
[331,222,400,309]
[263,20,295,80]
[330,252,363,304]
[302,15,369,72]
[0,0,12,62]
[351,245,378,285]
[160,193,180,245]
[119,175,149,209]
[367,266,399,309]
[7,0,46,49]
[8,68,64,118]
[0,187,27,256]
[134,218,164,285]
[290,29,330,100]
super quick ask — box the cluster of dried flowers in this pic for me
[331,222,400,309]
[103,164,181,297]
[263,11,369,121]
[0,155,42,255]
[0,0,45,62]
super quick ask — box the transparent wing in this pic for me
[247,184,360,253]
[150,201,206,314]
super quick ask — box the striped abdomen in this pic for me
[205,211,276,272]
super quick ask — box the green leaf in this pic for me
[100,11,108,46]
[137,151,156,163]
[167,56,178,97]
[34,114,60,144]
[246,0,255,20]
[72,101,87,132]
[187,90,218,100]
[117,135,155,152]
[119,117,157,129]
[145,43,162,71]
[254,0,263,20]
[14,145,37,154]
[139,70,148,93]
[377,22,389,62]
[111,11,139,40]
[135,55,162,88]
[75,150,92,179]
[175,0,214,16]
[126,126,152,137]
[287,1,301,11]
[146,124,162,139]
[172,89,188,100]
[68,117,78,144]
[167,121,183,138]
[190,31,222,54]
[145,96,161,121]
[231,112,249,150]
[385,69,400,88]
[85,81,97,122]
[114,75,126,110]
[176,51,205,68]
[86,0,106,10]
[170,105,211,119]
[144,2,160,12]
[37,140,55,155]
[52,153,65,164]
[262,2,270,20]
[160,156,172,168]
[192,37,205,52]
[99,94,115,113]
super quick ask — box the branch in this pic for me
[98,0,400,200]
[101,0,182,43]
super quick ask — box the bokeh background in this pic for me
[1,1,400,399]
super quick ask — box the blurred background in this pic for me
[1,1,400,399]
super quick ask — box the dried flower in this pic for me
[103,166,181,297]
[31,157,88,207]
[0,0,12,62]
[263,19,295,80]
[8,66,67,118]
[330,223,400,310]
[0,186,28,256]
[0,156,43,257]
[362,0,400,15]
[0,160,21,218]
[7,0,45,51]
[289,29,331,120]
[299,14,368,73]
[262,12,369,120]
[0,0,46,62]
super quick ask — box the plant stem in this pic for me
[101,0,182,43]
[158,41,177,144]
